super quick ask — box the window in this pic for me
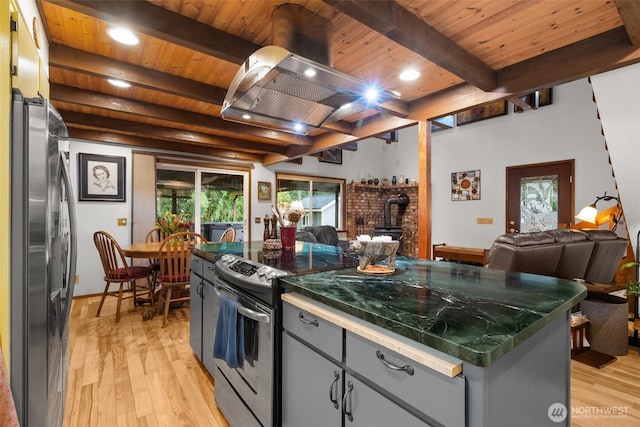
[156,164,248,241]
[276,173,345,229]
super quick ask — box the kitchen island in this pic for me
[278,257,587,426]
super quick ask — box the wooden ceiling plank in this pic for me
[58,109,287,155]
[615,0,640,45]
[49,43,226,104]
[46,0,260,64]
[50,84,312,146]
[498,27,640,94]
[410,27,640,121]
[322,0,497,91]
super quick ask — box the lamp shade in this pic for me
[575,204,598,224]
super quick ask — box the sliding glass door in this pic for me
[156,164,248,241]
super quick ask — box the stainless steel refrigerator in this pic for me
[10,88,77,427]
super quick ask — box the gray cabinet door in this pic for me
[343,373,431,427]
[282,333,343,427]
[201,279,217,374]
[189,271,203,361]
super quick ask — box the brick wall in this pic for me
[346,183,419,257]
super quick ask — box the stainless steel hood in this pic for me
[221,45,399,135]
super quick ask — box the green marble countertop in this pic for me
[278,257,587,367]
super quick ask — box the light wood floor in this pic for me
[63,295,229,427]
[64,295,640,426]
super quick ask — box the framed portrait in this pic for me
[257,181,271,201]
[78,153,126,202]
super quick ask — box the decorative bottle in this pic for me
[391,175,397,185]
[263,215,271,241]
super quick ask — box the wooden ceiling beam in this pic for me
[49,44,226,105]
[322,0,497,91]
[409,27,640,120]
[66,127,263,164]
[50,84,312,146]
[58,110,287,155]
[615,0,640,45]
[45,0,260,64]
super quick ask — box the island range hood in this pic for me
[221,45,399,135]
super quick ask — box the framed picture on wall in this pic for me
[257,181,271,201]
[451,170,480,201]
[78,153,126,202]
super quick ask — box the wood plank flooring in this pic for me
[64,295,640,426]
[63,295,229,427]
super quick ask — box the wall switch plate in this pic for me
[117,218,127,226]
[477,217,493,224]
[255,217,261,223]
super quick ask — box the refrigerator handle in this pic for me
[60,151,78,322]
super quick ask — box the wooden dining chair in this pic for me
[156,231,208,327]
[93,230,155,323]
[219,227,237,243]
[145,226,169,287]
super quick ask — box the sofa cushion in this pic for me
[494,231,556,247]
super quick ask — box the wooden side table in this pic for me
[570,319,618,368]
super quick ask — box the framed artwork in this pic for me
[456,101,507,126]
[318,148,342,165]
[78,153,126,202]
[257,181,271,201]
[451,170,480,201]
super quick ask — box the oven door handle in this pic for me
[213,284,270,323]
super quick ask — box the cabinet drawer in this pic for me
[283,301,342,362]
[190,255,204,277]
[202,260,217,283]
[346,331,465,427]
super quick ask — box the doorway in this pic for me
[506,160,574,233]
[156,164,248,241]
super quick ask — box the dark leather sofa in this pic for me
[486,229,628,283]
[296,225,349,251]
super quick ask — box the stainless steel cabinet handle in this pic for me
[342,381,354,422]
[329,371,340,409]
[212,285,270,323]
[298,312,319,326]
[375,350,415,375]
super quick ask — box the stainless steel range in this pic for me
[212,254,290,427]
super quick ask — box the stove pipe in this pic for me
[383,193,410,228]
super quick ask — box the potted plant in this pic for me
[619,261,640,296]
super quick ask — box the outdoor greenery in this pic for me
[157,188,244,223]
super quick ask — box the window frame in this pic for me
[275,172,346,231]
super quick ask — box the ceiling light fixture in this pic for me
[399,69,420,81]
[107,26,139,45]
[304,67,317,77]
[107,78,131,88]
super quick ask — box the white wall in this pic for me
[591,63,640,255]
[69,141,133,296]
[429,79,617,249]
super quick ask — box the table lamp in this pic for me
[575,192,622,231]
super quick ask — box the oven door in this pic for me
[212,278,273,427]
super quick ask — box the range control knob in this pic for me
[220,254,235,264]
[256,266,268,277]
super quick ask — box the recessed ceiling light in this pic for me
[242,113,251,120]
[108,78,131,88]
[304,67,317,77]
[399,69,420,81]
[107,26,139,45]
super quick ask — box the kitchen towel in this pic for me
[213,294,245,369]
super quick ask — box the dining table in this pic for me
[121,241,164,259]
[120,241,165,318]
